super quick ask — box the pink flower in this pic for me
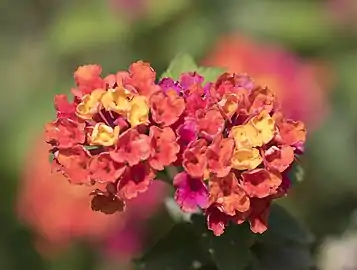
[173,172,209,213]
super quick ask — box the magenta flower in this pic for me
[173,172,209,213]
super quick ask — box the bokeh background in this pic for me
[1,0,357,269]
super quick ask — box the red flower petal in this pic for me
[249,87,275,115]
[275,119,307,148]
[182,139,208,178]
[124,61,160,98]
[207,135,234,177]
[241,169,282,198]
[150,89,185,126]
[209,173,250,216]
[117,162,155,200]
[54,95,76,120]
[264,145,295,172]
[45,118,85,149]
[89,153,126,183]
[54,146,92,185]
[148,126,180,170]
[110,129,151,166]
[73,65,106,97]
[248,198,271,234]
[206,204,230,236]
[197,108,225,140]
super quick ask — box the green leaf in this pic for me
[192,215,255,270]
[160,54,198,80]
[262,204,313,245]
[288,161,305,185]
[196,67,225,84]
[250,204,314,270]
[134,221,212,270]
[250,242,313,270]
[83,145,101,151]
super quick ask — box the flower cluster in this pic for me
[44,61,306,236]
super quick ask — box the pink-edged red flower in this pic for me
[43,59,307,237]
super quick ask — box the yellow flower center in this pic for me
[218,94,239,117]
[101,87,133,114]
[76,89,106,120]
[231,148,262,170]
[127,95,149,127]
[89,123,120,147]
[249,110,275,145]
[230,124,262,148]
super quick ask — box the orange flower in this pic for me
[264,145,295,172]
[73,65,106,98]
[45,118,85,149]
[117,162,155,200]
[249,87,275,115]
[54,146,92,185]
[275,118,307,148]
[217,93,240,118]
[17,139,122,255]
[209,173,250,216]
[110,129,151,166]
[182,139,208,178]
[241,169,282,198]
[89,153,126,183]
[206,135,235,177]
[197,108,225,140]
[124,61,160,98]
[148,126,180,171]
[150,89,185,126]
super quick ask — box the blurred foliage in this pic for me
[136,205,313,270]
[2,0,357,269]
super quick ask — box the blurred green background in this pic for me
[1,0,357,269]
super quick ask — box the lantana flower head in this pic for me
[44,60,306,236]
